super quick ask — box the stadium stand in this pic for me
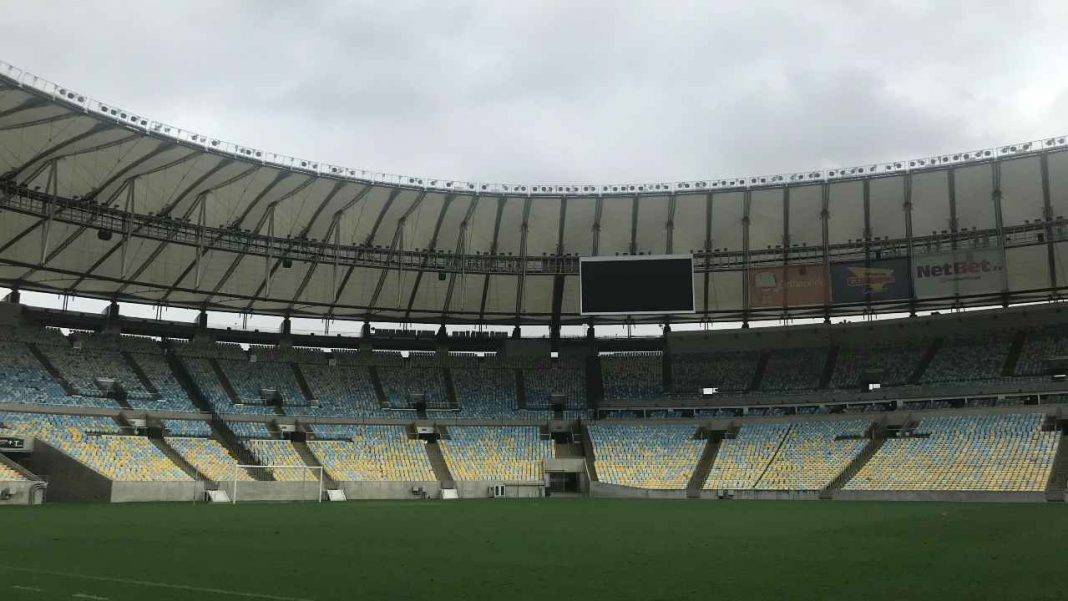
[0,462,26,481]
[522,358,586,410]
[704,423,790,489]
[0,340,87,407]
[309,425,436,481]
[449,353,523,418]
[600,352,665,401]
[166,437,254,482]
[589,423,704,489]
[245,439,319,481]
[0,413,189,481]
[39,331,155,402]
[439,426,553,481]
[757,420,870,490]
[833,342,926,389]
[921,333,1012,384]
[845,413,1057,491]
[672,351,760,393]
[760,348,827,391]
[1016,324,1068,376]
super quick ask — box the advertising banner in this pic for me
[747,263,827,309]
[912,248,1006,299]
[830,258,911,304]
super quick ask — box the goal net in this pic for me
[223,465,325,503]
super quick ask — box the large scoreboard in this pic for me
[580,254,695,316]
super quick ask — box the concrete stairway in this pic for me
[820,425,887,500]
[748,351,770,391]
[753,423,793,488]
[163,350,272,481]
[208,358,242,404]
[1044,430,1068,502]
[148,436,212,486]
[289,362,315,402]
[819,345,839,389]
[26,343,77,395]
[578,423,599,482]
[1002,331,1027,377]
[368,366,390,409]
[290,438,339,491]
[441,365,461,411]
[424,440,456,489]
[909,338,942,384]
[686,434,721,498]
[121,351,160,396]
[585,354,604,412]
[515,369,528,410]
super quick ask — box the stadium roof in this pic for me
[1,60,1066,327]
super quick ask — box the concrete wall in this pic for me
[25,441,111,502]
[0,480,45,505]
[590,482,688,499]
[109,481,204,503]
[339,480,440,500]
[454,480,545,499]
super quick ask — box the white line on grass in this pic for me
[11,585,45,592]
[0,566,314,601]
[72,594,109,600]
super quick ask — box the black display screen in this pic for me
[580,255,695,315]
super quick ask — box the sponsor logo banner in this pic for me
[912,249,1005,299]
[748,263,827,309]
[830,258,911,304]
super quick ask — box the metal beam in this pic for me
[402,194,455,319]
[282,184,373,312]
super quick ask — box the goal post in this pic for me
[224,465,324,504]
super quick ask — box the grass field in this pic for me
[1,499,1066,600]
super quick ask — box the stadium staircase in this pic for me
[368,366,390,409]
[1044,425,1068,502]
[288,362,315,403]
[0,452,41,483]
[162,346,272,481]
[820,421,887,500]
[424,440,456,489]
[290,438,340,491]
[819,345,839,389]
[1002,331,1027,377]
[909,338,942,384]
[686,432,722,498]
[515,370,528,410]
[661,352,672,395]
[26,343,77,395]
[577,423,599,482]
[148,433,212,485]
[749,351,770,391]
[753,423,793,488]
[586,354,603,412]
[442,364,461,411]
[121,351,160,396]
[208,358,242,404]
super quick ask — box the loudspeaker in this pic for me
[282,257,293,268]
[97,229,113,241]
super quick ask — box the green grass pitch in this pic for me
[1,499,1065,600]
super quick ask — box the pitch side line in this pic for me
[0,566,314,601]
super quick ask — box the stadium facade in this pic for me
[0,60,1066,507]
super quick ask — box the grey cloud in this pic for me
[1,0,1066,185]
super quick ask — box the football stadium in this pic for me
[2,11,1068,599]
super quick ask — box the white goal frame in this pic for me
[226,464,324,504]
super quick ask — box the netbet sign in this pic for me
[912,249,1005,299]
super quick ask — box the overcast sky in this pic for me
[2,0,1067,187]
